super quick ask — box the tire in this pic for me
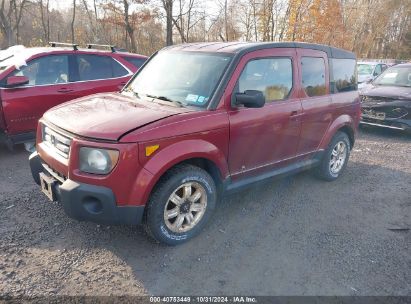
[144,164,217,245]
[315,131,351,181]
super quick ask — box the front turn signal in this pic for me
[145,144,159,157]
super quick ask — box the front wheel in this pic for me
[315,131,351,181]
[144,164,217,245]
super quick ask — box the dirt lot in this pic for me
[0,127,410,297]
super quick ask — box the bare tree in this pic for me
[0,0,27,47]
[162,0,173,45]
[39,0,50,43]
[71,0,76,43]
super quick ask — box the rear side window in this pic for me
[330,58,357,93]
[238,58,293,102]
[301,57,326,97]
[12,55,69,86]
[122,56,146,68]
[76,55,128,81]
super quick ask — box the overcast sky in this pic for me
[48,0,220,15]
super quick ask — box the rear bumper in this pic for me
[29,151,145,225]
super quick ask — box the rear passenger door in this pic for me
[296,49,331,157]
[70,54,132,99]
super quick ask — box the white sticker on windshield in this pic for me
[385,72,397,78]
[186,94,199,102]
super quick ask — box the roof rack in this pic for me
[87,44,117,52]
[49,42,78,50]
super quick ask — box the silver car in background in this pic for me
[357,61,388,90]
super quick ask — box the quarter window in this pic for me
[301,57,327,97]
[238,58,293,102]
[12,55,69,86]
[122,56,146,69]
[76,55,128,81]
[330,58,357,93]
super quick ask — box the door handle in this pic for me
[290,110,299,116]
[57,88,74,93]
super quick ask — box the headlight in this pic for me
[79,147,119,175]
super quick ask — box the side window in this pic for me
[330,58,357,93]
[12,55,69,86]
[76,55,113,81]
[238,58,293,102]
[122,56,146,69]
[301,57,326,97]
[374,64,382,76]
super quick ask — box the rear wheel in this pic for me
[315,131,350,181]
[144,164,217,245]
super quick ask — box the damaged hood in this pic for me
[44,93,191,141]
[361,84,411,101]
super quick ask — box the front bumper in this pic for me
[29,152,145,225]
[360,99,411,132]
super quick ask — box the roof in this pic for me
[357,61,379,65]
[162,42,356,59]
[1,46,146,61]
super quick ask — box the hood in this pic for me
[43,93,191,141]
[361,84,411,100]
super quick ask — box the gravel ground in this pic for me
[0,126,410,297]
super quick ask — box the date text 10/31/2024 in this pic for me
[149,297,257,303]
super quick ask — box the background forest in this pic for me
[1,0,410,59]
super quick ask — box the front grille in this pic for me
[361,96,394,105]
[42,125,72,158]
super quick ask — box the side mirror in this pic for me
[6,76,29,88]
[234,90,265,108]
[366,78,373,84]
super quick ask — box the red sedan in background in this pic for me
[0,43,147,150]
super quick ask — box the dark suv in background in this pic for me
[0,43,147,149]
[360,63,411,134]
[30,42,360,245]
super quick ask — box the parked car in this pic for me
[360,63,411,134]
[357,61,388,90]
[29,42,360,245]
[0,43,147,150]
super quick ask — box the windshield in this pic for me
[357,64,374,75]
[373,66,411,87]
[125,51,232,108]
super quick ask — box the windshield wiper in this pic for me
[145,94,183,107]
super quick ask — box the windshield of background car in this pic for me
[357,64,374,75]
[373,66,411,87]
[126,51,232,108]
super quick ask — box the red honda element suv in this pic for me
[30,42,360,245]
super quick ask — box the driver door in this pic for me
[0,54,76,135]
[226,48,302,181]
